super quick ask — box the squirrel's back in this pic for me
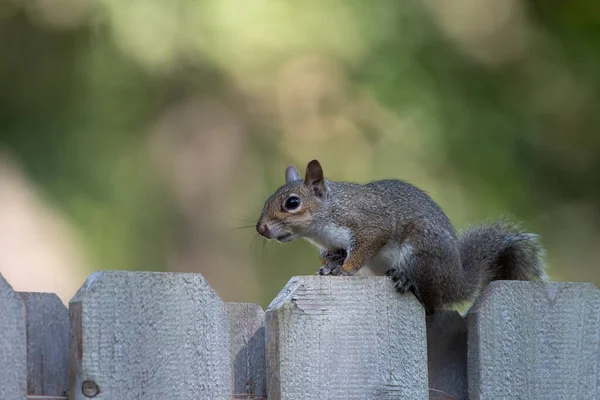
[327,179,456,237]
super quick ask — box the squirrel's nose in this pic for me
[257,223,270,238]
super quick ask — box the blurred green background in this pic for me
[0,0,599,308]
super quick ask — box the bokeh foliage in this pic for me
[1,0,599,307]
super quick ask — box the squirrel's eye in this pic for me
[284,196,301,211]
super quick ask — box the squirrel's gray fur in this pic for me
[256,160,548,314]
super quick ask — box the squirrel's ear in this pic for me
[285,165,301,184]
[304,159,327,198]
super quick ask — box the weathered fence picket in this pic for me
[19,292,70,397]
[68,271,231,400]
[227,303,267,399]
[426,310,468,400]
[467,281,600,400]
[0,274,27,400]
[265,276,429,400]
[0,270,599,400]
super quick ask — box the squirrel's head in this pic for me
[256,159,328,242]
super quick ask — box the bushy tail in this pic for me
[458,217,547,293]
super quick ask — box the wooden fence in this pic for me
[1,271,599,400]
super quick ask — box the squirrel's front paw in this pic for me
[318,263,352,276]
[318,249,347,276]
[327,264,350,276]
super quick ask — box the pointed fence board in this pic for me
[0,274,26,400]
[19,292,70,397]
[265,276,429,400]
[69,271,231,400]
[467,281,600,400]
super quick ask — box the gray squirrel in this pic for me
[256,159,547,314]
